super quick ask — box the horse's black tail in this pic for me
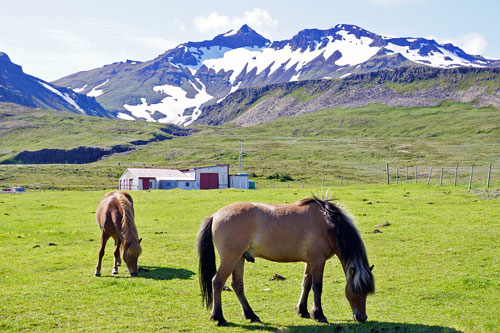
[197,216,216,309]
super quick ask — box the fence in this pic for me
[256,163,498,190]
[2,164,497,191]
[384,163,498,189]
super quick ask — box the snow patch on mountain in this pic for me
[385,43,478,67]
[39,81,86,113]
[87,79,109,97]
[73,84,88,93]
[331,31,378,65]
[123,80,213,125]
[117,112,135,121]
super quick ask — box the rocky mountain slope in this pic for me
[0,52,110,117]
[52,24,499,126]
[194,66,500,126]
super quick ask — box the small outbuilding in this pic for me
[229,173,250,190]
[119,164,236,190]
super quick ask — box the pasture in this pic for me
[0,185,499,332]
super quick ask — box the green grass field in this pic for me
[1,102,500,189]
[1,185,499,331]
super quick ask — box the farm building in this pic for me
[119,164,249,190]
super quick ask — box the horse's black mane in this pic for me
[306,197,375,295]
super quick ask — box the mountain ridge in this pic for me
[194,66,500,126]
[51,24,500,126]
[0,52,111,117]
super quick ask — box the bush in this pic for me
[267,173,294,182]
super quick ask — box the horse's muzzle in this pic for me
[353,314,367,322]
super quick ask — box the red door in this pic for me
[141,178,150,190]
[200,173,219,189]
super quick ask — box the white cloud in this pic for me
[43,29,96,50]
[194,8,277,36]
[370,0,425,6]
[127,36,177,52]
[441,32,488,55]
[194,12,231,33]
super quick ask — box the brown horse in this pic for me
[95,191,142,277]
[197,197,375,326]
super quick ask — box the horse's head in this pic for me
[344,265,374,322]
[123,238,142,276]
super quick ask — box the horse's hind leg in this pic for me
[211,261,236,326]
[112,238,121,275]
[95,232,110,277]
[296,263,312,318]
[231,258,261,322]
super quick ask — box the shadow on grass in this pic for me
[138,266,195,280]
[223,320,462,332]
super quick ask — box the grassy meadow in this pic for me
[1,102,500,189]
[1,185,499,332]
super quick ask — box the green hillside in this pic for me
[1,101,499,188]
[0,102,191,163]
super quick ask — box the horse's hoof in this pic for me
[249,316,261,323]
[217,320,228,327]
[117,262,121,266]
[299,312,311,319]
[112,270,118,275]
[94,272,101,277]
[315,317,329,324]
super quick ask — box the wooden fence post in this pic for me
[427,167,433,185]
[340,176,343,187]
[440,168,444,187]
[406,167,408,184]
[396,169,399,184]
[415,166,418,183]
[386,163,389,185]
[468,166,474,190]
[454,165,458,186]
[302,181,304,189]
[487,163,492,188]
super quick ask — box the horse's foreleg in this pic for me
[296,263,312,318]
[231,258,261,322]
[310,261,328,323]
[211,262,234,326]
[112,238,121,275]
[95,233,110,277]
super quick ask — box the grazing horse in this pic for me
[95,191,142,277]
[197,197,375,326]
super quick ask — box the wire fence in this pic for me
[255,163,499,190]
[1,164,498,191]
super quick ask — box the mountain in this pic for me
[0,52,110,117]
[194,66,500,126]
[52,24,500,126]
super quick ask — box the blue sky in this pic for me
[1,0,499,81]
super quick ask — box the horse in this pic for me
[197,197,375,326]
[94,191,142,277]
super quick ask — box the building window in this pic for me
[186,182,190,187]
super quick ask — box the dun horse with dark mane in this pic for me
[95,191,142,277]
[197,197,375,326]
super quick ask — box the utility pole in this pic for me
[238,140,244,169]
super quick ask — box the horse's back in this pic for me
[96,192,131,236]
[212,200,332,263]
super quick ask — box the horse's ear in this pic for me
[349,267,355,277]
[139,238,142,244]
[370,265,374,271]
